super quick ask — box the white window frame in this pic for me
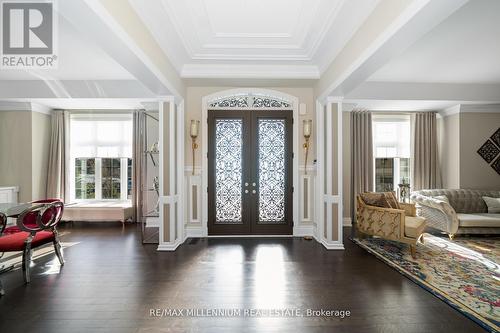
[372,114,411,192]
[70,157,131,202]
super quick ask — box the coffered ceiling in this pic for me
[129,0,380,78]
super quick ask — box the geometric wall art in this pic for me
[492,156,500,175]
[477,139,500,164]
[490,127,500,147]
[477,127,500,175]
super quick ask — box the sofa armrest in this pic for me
[410,192,459,234]
[399,202,416,217]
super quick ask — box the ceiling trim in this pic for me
[440,104,461,117]
[0,101,32,111]
[315,0,469,100]
[181,64,320,79]
[346,82,500,103]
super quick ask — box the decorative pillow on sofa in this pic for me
[482,196,500,213]
[360,192,389,208]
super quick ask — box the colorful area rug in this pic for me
[352,234,500,332]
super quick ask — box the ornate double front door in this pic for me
[208,110,293,235]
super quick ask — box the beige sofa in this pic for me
[410,189,500,237]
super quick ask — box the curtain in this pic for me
[412,112,440,190]
[46,111,67,201]
[350,111,374,221]
[132,110,144,223]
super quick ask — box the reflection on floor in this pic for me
[0,222,486,333]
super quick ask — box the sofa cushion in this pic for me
[482,197,500,213]
[404,216,426,238]
[457,214,500,228]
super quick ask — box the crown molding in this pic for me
[0,101,31,111]
[0,101,52,115]
[440,104,461,117]
[439,104,500,117]
[31,103,52,115]
[460,104,500,113]
[181,64,320,79]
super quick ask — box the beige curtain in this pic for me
[351,111,374,220]
[132,110,144,223]
[46,111,67,201]
[412,112,440,190]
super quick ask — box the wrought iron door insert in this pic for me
[208,110,293,235]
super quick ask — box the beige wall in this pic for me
[439,114,460,188]
[31,112,51,200]
[0,111,33,202]
[459,112,500,190]
[184,86,316,168]
[0,111,52,202]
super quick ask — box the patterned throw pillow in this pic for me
[360,192,391,208]
[482,196,500,213]
[382,191,400,209]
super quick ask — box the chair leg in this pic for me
[448,233,455,241]
[22,242,32,284]
[0,278,4,296]
[410,244,416,259]
[53,239,65,266]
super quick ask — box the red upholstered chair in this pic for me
[0,212,6,295]
[0,201,65,286]
[3,199,63,235]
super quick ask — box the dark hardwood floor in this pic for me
[0,223,486,333]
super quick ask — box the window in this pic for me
[373,115,411,192]
[69,113,133,202]
[75,158,95,199]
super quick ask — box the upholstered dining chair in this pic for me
[0,212,6,295]
[0,201,65,287]
[3,199,64,235]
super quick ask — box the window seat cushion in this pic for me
[62,200,133,222]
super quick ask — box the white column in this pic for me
[158,97,185,251]
[315,97,344,250]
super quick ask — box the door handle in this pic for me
[245,182,249,187]
[252,190,256,194]
[252,182,256,187]
[245,190,249,194]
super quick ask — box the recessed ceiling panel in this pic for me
[203,0,302,37]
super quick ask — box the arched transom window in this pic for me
[208,93,292,109]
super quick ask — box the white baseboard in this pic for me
[343,217,352,226]
[293,225,314,236]
[157,238,184,251]
[185,225,204,238]
[319,239,345,250]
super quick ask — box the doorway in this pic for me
[208,109,293,235]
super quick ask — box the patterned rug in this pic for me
[352,234,500,332]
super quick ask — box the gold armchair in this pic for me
[356,195,426,258]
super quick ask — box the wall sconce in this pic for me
[303,119,312,174]
[190,120,200,175]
